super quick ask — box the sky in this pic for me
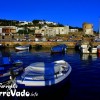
[0,0,100,31]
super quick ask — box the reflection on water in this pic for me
[67,48,76,54]
[80,53,98,61]
[37,79,71,100]
[97,53,100,58]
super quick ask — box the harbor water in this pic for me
[0,48,100,100]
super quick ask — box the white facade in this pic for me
[45,28,56,37]
[39,21,45,24]
[54,26,69,35]
[39,20,57,25]
[45,21,57,25]
[69,29,78,32]
[35,26,69,37]
[16,27,25,32]
[19,21,32,25]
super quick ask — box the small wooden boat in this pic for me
[15,45,30,51]
[51,44,67,54]
[15,60,72,87]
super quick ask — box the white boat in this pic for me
[80,44,97,54]
[16,60,72,87]
[15,45,29,51]
[79,41,97,54]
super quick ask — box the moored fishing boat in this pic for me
[51,44,67,54]
[15,60,72,88]
[79,41,97,54]
[15,45,29,51]
[15,44,31,51]
[80,44,97,54]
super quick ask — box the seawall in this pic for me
[1,41,100,48]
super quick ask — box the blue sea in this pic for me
[0,48,100,100]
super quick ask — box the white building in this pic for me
[45,21,57,25]
[38,20,57,25]
[19,21,32,25]
[16,27,25,32]
[0,26,17,34]
[53,26,69,35]
[69,29,78,32]
[35,26,69,36]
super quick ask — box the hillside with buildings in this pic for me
[0,19,97,43]
[0,19,92,34]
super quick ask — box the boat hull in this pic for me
[15,60,71,87]
[80,44,97,54]
[16,63,71,87]
[51,44,67,54]
[15,46,29,51]
[51,50,66,54]
[15,74,71,99]
[81,48,97,54]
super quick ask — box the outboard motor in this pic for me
[10,60,24,82]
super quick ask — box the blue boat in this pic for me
[15,60,72,88]
[0,57,24,83]
[51,44,67,54]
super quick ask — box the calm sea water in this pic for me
[0,48,100,100]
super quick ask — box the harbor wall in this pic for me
[1,41,100,48]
